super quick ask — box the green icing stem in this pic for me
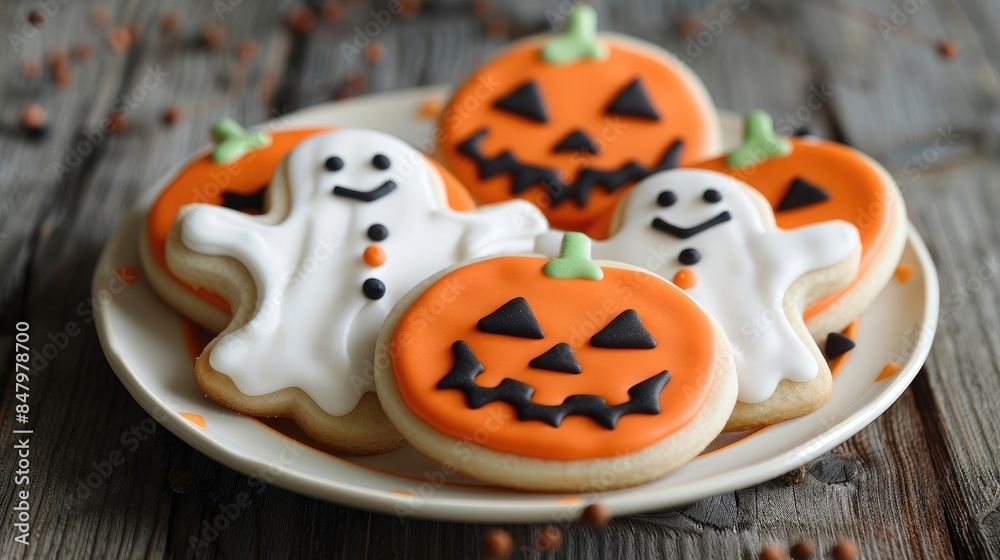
[541,5,607,64]
[211,118,272,164]
[725,110,792,169]
[543,232,604,280]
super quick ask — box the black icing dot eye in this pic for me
[362,278,386,300]
[367,223,388,241]
[324,156,344,171]
[656,190,677,207]
[679,248,701,265]
[703,189,722,203]
[372,154,391,170]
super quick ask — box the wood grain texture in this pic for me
[0,0,997,558]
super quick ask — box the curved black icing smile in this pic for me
[332,180,397,202]
[438,340,670,429]
[457,128,684,207]
[651,211,731,239]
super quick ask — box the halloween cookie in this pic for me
[437,5,720,239]
[694,111,907,342]
[538,169,861,431]
[165,128,548,453]
[375,233,737,491]
[142,119,477,332]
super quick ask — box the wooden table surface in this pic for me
[1,0,998,558]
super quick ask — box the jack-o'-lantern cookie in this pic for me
[375,233,737,491]
[166,128,547,453]
[437,5,720,239]
[142,119,477,332]
[695,111,907,343]
[538,169,861,431]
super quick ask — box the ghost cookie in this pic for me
[695,111,907,344]
[539,169,861,431]
[166,128,548,453]
[437,5,720,239]
[375,233,736,491]
[142,120,477,332]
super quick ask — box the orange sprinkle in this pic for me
[113,265,140,286]
[895,263,915,284]
[179,412,207,428]
[876,361,901,382]
[672,268,698,290]
[363,245,386,267]
[416,95,443,119]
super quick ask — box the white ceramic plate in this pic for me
[93,85,939,522]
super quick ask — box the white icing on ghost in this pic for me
[180,128,548,416]
[538,169,859,404]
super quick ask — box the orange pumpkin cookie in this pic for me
[437,5,720,239]
[694,111,907,342]
[375,233,736,491]
[141,120,476,332]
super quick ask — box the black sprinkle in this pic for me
[529,343,582,374]
[590,309,656,349]
[477,297,544,339]
[367,223,389,241]
[824,332,856,360]
[362,278,385,300]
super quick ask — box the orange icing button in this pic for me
[695,137,896,319]
[112,265,140,287]
[179,412,207,428]
[363,244,386,267]
[438,37,719,239]
[391,256,718,460]
[146,127,478,313]
[876,361,901,382]
[672,268,697,290]
[895,263,915,284]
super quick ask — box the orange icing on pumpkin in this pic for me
[147,127,476,313]
[695,137,895,318]
[391,256,718,460]
[439,36,719,239]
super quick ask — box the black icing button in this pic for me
[703,189,722,203]
[679,248,701,265]
[657,190,677,207]
[324,156,344,171]
[372,154,391,170]
[367,223,389,241]
[363,278,386,300]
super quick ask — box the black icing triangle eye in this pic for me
[553,130,598,154]
[477,297,544,339]
[493,81,548,123]
[529,343,582,374]
[777,177,830,211]
[590,309,656,349]
[606,78,660,121]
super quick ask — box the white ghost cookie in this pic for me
[538,169,860,430]
[167,128,548,453]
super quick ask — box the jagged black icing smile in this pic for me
[437,340,671,429]
[457,128,684,207]
[333,180,397,202]
[651,212,732,239]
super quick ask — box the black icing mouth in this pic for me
[651,211,732,239]
[333,180,397,202]
[437,340,670,429]
[457,128,684,208]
